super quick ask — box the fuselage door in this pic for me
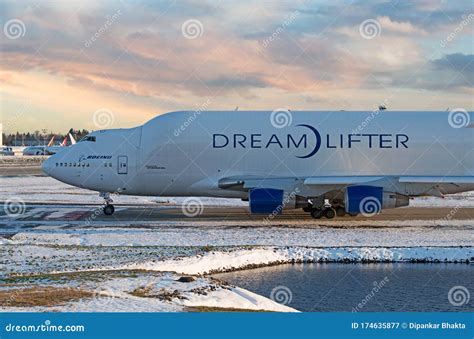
[118,156,128,174]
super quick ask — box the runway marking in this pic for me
[11,208,50,221]
[0,207,92,222]
[1,205,473,229]
[44,209,90,221]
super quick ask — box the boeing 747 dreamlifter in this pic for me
[42,110,474,218]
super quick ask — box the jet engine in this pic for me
[249,188,307,214]
[345,185,409,214]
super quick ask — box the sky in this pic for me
[1,0,473,133]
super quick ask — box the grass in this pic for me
[4,270,143,283]
[129,286,187,301]
[129,285,154,298]
[0,287,93,307]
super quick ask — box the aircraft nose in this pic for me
[42,156,54,176]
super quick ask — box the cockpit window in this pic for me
[79,135,96,142]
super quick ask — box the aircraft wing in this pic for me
[218,175,474,197]
[397,176,474,184]
[303,176,385,185]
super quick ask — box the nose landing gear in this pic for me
[103,204,115,216]
[100,192,115,216]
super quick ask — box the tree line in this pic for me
[2,129,90,146]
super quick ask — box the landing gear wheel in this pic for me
[324,208,336,219]
[103,204,115,216]
[335,206,346,217]
[310,208,324,219]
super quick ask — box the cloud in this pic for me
[424,53,474,90]
[1,0,473,132]
[432,53,474,74]
[377,16,427,35]
[371,0,471,29]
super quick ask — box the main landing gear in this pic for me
[306,198,359,219]
[100,192,115,215]
[310,207,336,219]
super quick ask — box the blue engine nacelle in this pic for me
[345,185,409,214]
[249,188,308,214]
[345,185,383,214]
[249,188,284,214]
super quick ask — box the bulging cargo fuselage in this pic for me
[42,110,474,218]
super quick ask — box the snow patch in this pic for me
[180,286,296,312]
[0,272,296,313]
[7,223,473,248]
[125,246,473,275]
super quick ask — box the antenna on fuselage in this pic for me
[378,104,387,111]
[234,106,239,111]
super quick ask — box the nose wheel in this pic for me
[100,192,115,216]
[103,204,115,216]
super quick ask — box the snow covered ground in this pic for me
[1,176,473,207]
[4,222,473,247]
[0,176,246,206]
[2,223,472,312]
[1,271,295,312]
[122,246,474,275]
[1,175,473,312]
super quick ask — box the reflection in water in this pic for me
[213,263,473,312]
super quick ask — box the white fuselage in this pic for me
[42,111,474,200]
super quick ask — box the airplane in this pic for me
[46,133,77,155]
[23,133,77,156]
[42,110,474,218]
[23,145,47,156]
[0,146,15,156]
